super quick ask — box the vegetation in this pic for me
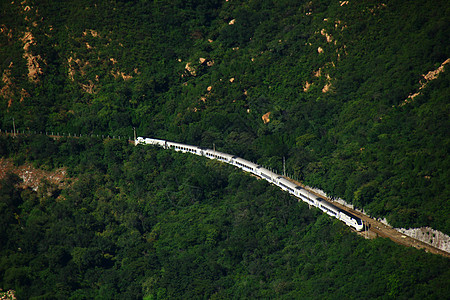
[0,0,449,297]
[1,0,449,233]
[0,136,449,298]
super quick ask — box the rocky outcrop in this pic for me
[401,58,450,106]
[396,227,450,253]
[262,112,271,124]
[185,62,196,76]
[0,158,68,192]
[303,81,311,92]
[21,31,44,82]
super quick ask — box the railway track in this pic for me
[285,177,450,258]
[2,131,449,257]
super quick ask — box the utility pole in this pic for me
[133,127,136,141]
[365,221,369,239]
[367,221,370,239]
[283,156,286,177]
[12,117,16,137]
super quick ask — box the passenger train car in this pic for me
[136,137,364,231]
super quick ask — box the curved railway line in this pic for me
[1,131,448,257]
[285,177,450,258]
[135,136,450,258]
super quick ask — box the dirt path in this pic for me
[286,177,450,258]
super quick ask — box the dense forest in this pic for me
[1,0,449,234]
[0,135,449,298]
[0,0,449,298]
[1,0,449,233]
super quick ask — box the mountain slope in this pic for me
[1,0,449,233]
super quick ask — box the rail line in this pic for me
[1,131,448,257]
[284,177,450,257]
[135,137,450,258]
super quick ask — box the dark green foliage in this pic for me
[1,0,449,233]
[0,138,449,299]
[0,0,449,296]
[0,138,449,298]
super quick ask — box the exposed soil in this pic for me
[401,58,450,106]
[262,112,271,124]
[0,157,68,191]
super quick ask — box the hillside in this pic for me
[0,135,449,298]
[0,0,449,297]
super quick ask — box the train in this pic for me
[135,137,364,231]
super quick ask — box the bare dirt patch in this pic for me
[21,31,44,82]
[401,58,449,106]
[0,157,68,191]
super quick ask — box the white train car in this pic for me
[203,148,235,163]
[232,157,260,174]
[276,177,299,195]
[136,137,160,146]
[297,188,317,206]
[135,137,145,145]
[255,166,278,183]
[135,137,166,148]
[317,197,340,218]
[166,141,202,155]
[338,210,364,231]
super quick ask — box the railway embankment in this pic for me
[286,177,450,258]
[2,131,449,258]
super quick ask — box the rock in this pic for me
[262,112,271,124]
[185,62,196,76]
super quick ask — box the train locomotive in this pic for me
[135,137,364,231]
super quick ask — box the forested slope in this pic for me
[1,2,449,295]
[1,0,449,233]
[0,135,449,298]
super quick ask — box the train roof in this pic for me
[258,167,278,178]
[316,197,341,211]
[278,177,300,189]
[233,156,260,168]
[203,148,234,159]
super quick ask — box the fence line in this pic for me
[0,129,134,142]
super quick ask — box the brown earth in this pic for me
[0,157,68,191]
[262,112,271,124]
